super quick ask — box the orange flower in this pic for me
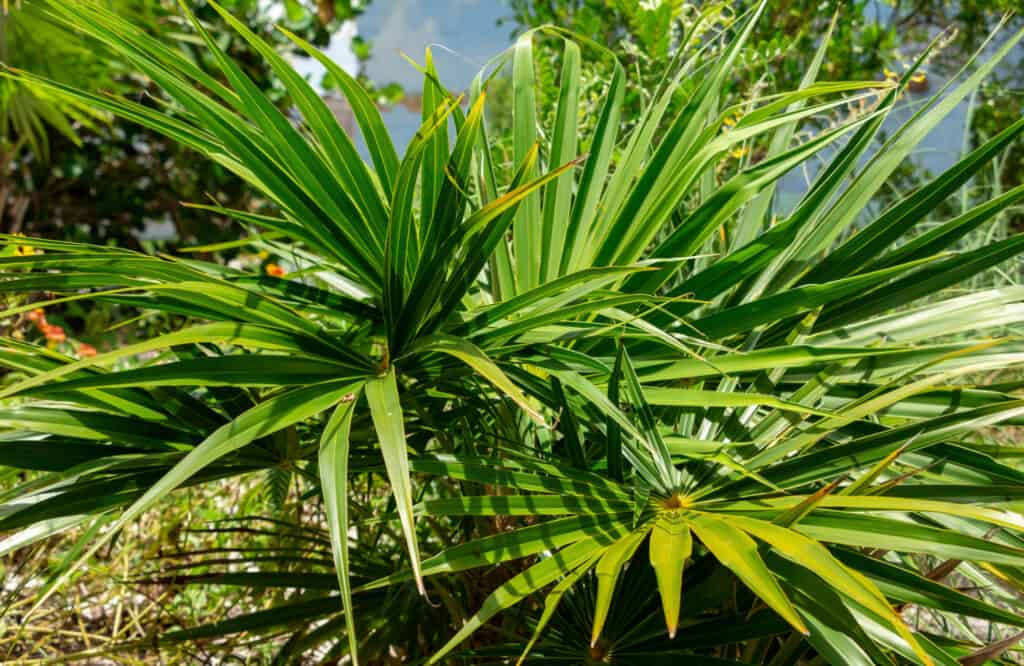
[44,325,66,343]
[265,263,286,277]
[78,343,98,357]
[26,308,45,324]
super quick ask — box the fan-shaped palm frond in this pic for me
[2,1,1024,663]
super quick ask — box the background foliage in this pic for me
[1,0,1024,664]
[0,0,382,250]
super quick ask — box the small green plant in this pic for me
[2,1,1024,663]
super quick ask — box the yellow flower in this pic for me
[257,250,269,259]
[10,232,33,256]
[729,146,749,160]
[911,72,927,84]
[883,67,898,80]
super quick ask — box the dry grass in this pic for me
[0,474,309,665]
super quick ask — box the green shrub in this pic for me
[2,1,1024,662]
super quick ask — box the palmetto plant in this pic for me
[2,1,1024,663]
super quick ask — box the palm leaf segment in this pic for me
[2,1,1024,663]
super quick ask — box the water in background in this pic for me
[293,0,511,154]
[292,1,1021,213]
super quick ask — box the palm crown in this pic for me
[2,1,1024,663]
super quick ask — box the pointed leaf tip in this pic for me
[648,512,692,638]
[591,528,648,645]
[366,367,425,597]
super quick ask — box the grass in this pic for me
[0,474,293,664]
